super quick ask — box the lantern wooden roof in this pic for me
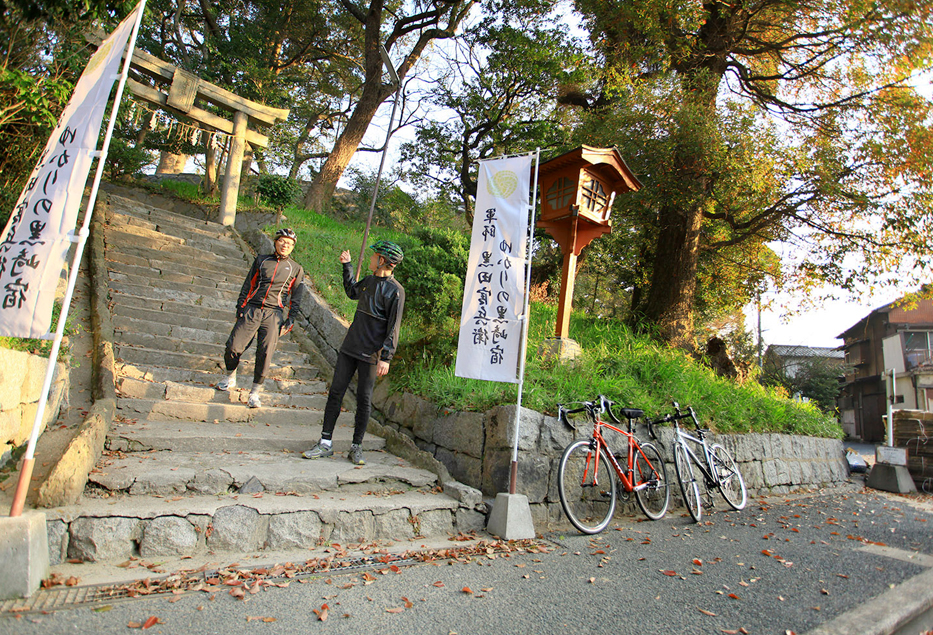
[538,145,643,224]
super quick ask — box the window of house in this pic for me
[904,331,933,368]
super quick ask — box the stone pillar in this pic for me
[219,111,249,227]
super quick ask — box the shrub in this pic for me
[394,225,470,324]
[255,174,302,210]
[106,138,154,180]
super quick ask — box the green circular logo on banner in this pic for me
[488,170,518,199]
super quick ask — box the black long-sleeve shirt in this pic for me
[339,261,405,364]
[237,253,304,320]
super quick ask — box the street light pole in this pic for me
[356,46,401,280]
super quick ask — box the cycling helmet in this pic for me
[369,240,404,265]
[275,228,297,243]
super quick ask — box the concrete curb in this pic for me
[804,565,933,635]
[36,195,116,507]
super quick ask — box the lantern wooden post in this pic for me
[536,146,642,360]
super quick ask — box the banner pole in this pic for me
[9,0,147,517]
[508,148,541,495]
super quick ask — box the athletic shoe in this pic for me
[217,375,237,391]
[247,392,261,408]
[348,443,365,465]
[302,442,334,459]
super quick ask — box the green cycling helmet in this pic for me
[370,240,404,265]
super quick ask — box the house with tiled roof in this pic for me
[836,296,933,441]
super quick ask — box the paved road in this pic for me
[4,485,933,635]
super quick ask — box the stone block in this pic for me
[129,468,192,496]
[165,381,215,403]
[486,405,540,451]
[436,448,481,490]
[487,493,535,540]
[46,519,68,566]
[443,481,483,509]
[417,509,454,538]
[374,509,414,541]
[0,348,29,405]
[331,510,375,543]
[68,517,142,562]
[515,455,552,504]
[268,512,323,549]
[190,469,234,495]
[434,411,484,458]
[481,448,513,496]
[455,508,487,533]
[140,516,199,557]
[0,511,48,599]
[539,414,574,454]
[207,506,266,552]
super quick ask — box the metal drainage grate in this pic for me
[0,555,422,615]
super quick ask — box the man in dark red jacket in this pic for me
[216,228,304,408]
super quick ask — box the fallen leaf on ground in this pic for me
[660,570,678,576]
[142,616,160,629]
[462,587,473,594]
[698,608,717,617]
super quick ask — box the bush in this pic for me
[106,138,154,180]
[255,174,302,210]
[394,226,470,324]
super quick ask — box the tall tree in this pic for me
[572,0,933,347]
[399,17,583,222]
[301,0,476,212]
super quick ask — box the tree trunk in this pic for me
[156,151,188,174]
[640,202,704,348]
[302,80,389,211]
[203,142,219,197]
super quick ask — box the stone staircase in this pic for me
[43,191,482,566]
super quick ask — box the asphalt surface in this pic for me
[4,483,933,635]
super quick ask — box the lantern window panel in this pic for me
[545,177,575,211]
[580,178,609,214]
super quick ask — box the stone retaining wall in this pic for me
[373,391,851,528]
[0,348,68,466]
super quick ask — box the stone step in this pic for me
[111,293,245,322]
[106,224,245,261]
[117,378,326,409]
[107,248,249,280]
[106,417,372,453]
[109,270,240,299]
[115,345,318,380]
[109,264,242,295]
[116,362,327,394]
[115,327,303,357]
[112,302,232,332]
[108,219,246,259]
[88,449,437,497]
[116,396,338,426]
[109,206,238,244]
[108,194,221,231]
[110,280,232,308]
[46,486,471,563]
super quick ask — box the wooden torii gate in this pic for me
[90,32,290,226]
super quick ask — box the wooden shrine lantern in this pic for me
[537,146,642,347]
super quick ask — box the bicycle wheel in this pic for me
[674,442,702,522]
[711,444,747,510]
[557,440,617,534]
[633,442,670,520]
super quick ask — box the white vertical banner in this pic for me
[455,154,533,383]
[0,0,144,338]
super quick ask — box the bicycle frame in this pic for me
[672,425,719,488]
[584,412,662,494]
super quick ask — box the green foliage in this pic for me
[762,357,845,415]
[393,303,841,439]
[394,226,470,327]
[254,174,302,210]
[106,138,154,180]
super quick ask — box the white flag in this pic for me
[455,155,533,383]
[0,1,144,338]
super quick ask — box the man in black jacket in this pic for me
[216,228,304,409]
[303,240,405,465]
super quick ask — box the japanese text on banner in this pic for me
[455,155,532,383]
[0,1,143,338]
